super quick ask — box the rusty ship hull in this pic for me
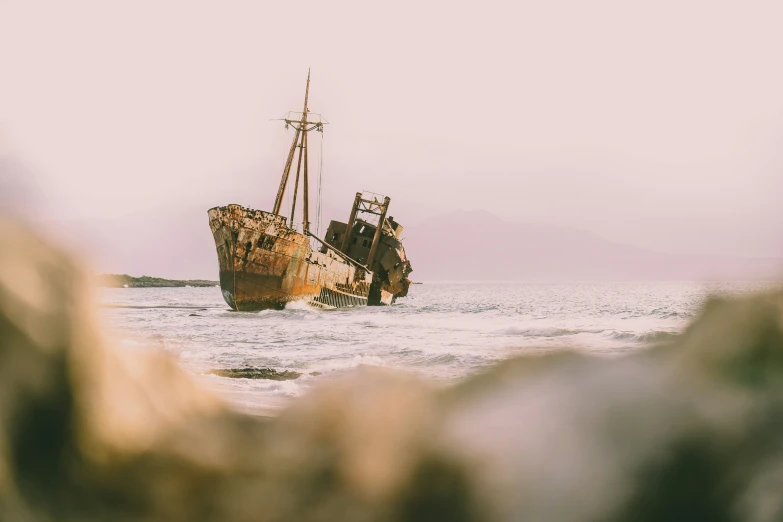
[208,204,382,311]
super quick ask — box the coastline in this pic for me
[98,274,218,288]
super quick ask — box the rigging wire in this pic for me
[316,130,324,237]
[285,131,292,228]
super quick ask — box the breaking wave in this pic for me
[498,326,581,337]
[284,300,318,311]
[605,330,678,343]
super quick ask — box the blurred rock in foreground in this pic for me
[2,217,783,522]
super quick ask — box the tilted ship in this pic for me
[208,72,413,311]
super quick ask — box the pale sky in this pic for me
[1,0,782,258]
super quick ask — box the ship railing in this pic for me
[359,190,388,202]
[355,191,390,228]
[305,231,372,273]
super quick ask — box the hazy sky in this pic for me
[1,0,782,258]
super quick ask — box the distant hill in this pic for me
[403,210,782,281]
[46,207,782,283]
[98,274,217,288]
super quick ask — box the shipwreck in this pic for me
[208,72,413,311]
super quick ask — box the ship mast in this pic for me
[271,70,324,234]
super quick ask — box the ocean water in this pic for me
[98,281,779,415]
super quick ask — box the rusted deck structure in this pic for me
[208,72,412,311]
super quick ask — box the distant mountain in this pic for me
[403,210,782,281]
[43,207,781,282]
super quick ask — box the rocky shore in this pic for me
[98,273,218,288]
